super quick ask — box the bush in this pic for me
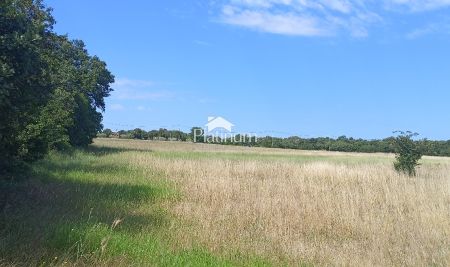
[392,131,423,176]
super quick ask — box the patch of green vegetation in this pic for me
[0,146,283,266]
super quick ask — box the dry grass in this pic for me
[94,138,450,266]
[96,138,391,158]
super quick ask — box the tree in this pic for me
[147,130,158,140]
[1,0,56,173]
[132,128,145,139]
[49,37,113,147]
[392,131,423,176]
[103,129,113,138]
[0,0,114,177]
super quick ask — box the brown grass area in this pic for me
[95,138,450,266]
[95,138,391,158]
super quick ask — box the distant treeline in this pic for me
[99,128,189,141]
[250,136,450,157]
[99,128,450,157]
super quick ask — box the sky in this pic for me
[45,0,450,140]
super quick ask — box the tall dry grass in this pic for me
[97,139,450,266]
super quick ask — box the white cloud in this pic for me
[114,90,174,100]
[114,78,154,88]
[136,106,152,111]
[406,24,436,38]
[110,104,125,111]
[222,6,330,36]
[220,1,381,37]
[320,0,353,14]
[406,21,450,38]
[219,0,450,37]
[194,40,212,46]
[386,0,450,12]
[112,78,175,100]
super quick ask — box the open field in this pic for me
[1,138,449,266]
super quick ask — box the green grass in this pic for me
[0,146,276,266]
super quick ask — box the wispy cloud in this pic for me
[386,0,450,12]
[110,104,125,111]
[114,78,154,88]
[137,106,146,111]
[136,106,153,111]
[218,0,450,37]
[221,6,330,36]
[114,90,175,100]
[112,78,175,100]
[406,21,450,38]
[220,1,381,37]
[194,40,212,46]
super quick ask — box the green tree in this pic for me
[48,37,113,147]
[0,0,114,177]
[103,128,113,138]
[132,128,145,139]
[0,0,56,173]
[392,131,423,176]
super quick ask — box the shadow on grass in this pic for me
[78,144,148,157]
[0,145,280,266]
[0,148,170,265]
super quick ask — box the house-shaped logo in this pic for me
[205,116,234,133]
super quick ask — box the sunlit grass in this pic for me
[0,147,271,266]
[1,138,449,266]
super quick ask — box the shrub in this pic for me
[392,131,423,176]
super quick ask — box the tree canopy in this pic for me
[0,0,114,177]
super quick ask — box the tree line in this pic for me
[1,0,114,177]
[100,128,450,157]
[99,128,189,141]
[249,136,450,157]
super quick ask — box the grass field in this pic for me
[1,138,449,266]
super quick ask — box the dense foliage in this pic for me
[0,0,114,176]
[102,128,450,157]
[392,132,423,176]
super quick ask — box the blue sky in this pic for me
[46,0,450,139]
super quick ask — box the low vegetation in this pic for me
[1,139,449,266]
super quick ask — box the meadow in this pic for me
[1,138,449,266]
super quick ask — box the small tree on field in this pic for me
[392,131,423,176]
[103,128,113,138]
